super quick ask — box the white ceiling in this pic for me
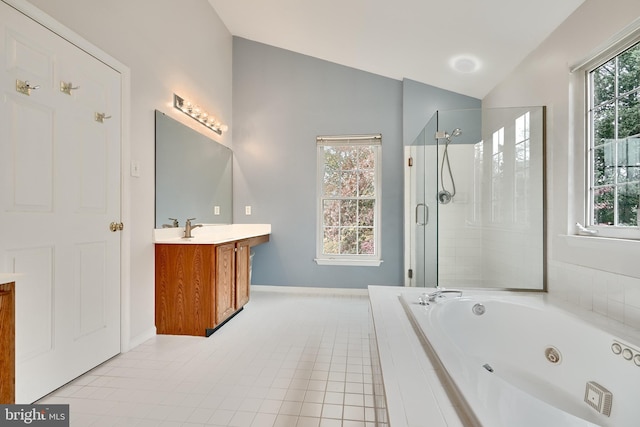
[208,0,585,99]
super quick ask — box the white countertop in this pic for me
[153,223,271,244]
[0,273,21,284]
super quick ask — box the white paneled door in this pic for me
[0,2,122,403]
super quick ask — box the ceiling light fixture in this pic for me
[173,94,228,135]
[450,55,481,74]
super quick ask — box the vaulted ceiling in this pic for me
[209,0,585,99]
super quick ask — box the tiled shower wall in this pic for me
[549,261,640,331]
[438,145,483,287]
[438,143,542,289]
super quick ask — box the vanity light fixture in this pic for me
[173,93,228,135]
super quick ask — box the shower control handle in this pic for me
[416,203,429,226]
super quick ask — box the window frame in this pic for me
[315,134,383,266]
[580,34,640,240]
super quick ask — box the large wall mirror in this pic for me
[155,110,232,227]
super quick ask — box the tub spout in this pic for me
[420,289,463,304]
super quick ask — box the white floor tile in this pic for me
[209,408,235,425]
[343,405,365,421]
[299,402,323,418]
[38,290,375,427]
[323,392,343,405]
[321,404,343,419]
[296,416,321,427]
[273,414,298,427]
[229,411,257,427]
[319,418,341,427]
[251,412,277,427]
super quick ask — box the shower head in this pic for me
[434,128,462,140]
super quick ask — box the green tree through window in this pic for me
[590,42,640,227]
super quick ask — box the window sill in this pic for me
[314,258,383,267]
[562,234,640,248]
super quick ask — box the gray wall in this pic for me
[402,78,481,146]
[233,37,480,288]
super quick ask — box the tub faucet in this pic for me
[419,289,463,304]
[183,218,202,238]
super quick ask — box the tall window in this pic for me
[588,41,640,232]
[316,135,382,266]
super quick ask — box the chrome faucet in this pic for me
[183,218,202,238]
[162,218,179,228]
[418,289,463,305]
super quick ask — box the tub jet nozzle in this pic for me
[545,346,562,364]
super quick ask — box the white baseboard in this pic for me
[125,327,157,351]
[251,284,368,296]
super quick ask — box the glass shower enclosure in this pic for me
[404,107,546,290]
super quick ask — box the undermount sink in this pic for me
[153,223,271,244]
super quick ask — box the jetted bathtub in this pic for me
[401,290,640,427]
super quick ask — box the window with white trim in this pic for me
[315,135,382,266]
[587,40,640,238]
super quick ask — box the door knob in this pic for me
[109,222,124,232]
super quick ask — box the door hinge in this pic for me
[408,157,413,167]
[408,268,413,279]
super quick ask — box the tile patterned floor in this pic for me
[38,289,375,427]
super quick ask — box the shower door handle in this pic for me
[416,203,429,226]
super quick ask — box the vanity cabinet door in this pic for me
[0,282,15,404]
[235,240,251,308]
[155,244,215,336]
[215,242,236,325]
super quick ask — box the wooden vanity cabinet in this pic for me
[0,281,15,404]
[155,245,215,336]
[235,239,251,309]
[214,242,236,325]
[155,234,268,337]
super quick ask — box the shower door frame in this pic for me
[404,142,439,288]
